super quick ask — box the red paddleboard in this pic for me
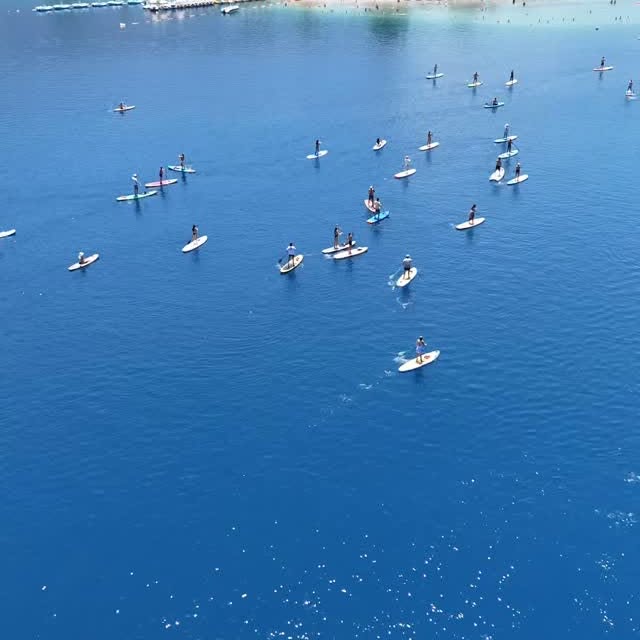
[144,179,178,188]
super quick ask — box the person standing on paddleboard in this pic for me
[495,157,502,172]
[403,156,411,170]
[315,139,321,156]
[468,204,477,224]
[504,123,510,139]
[345,232,354,248]
[376,138,381,147]
[179,153,185,169]
[601,56,606,68]
[333,225,341,249]
[473,71,479,83]
[78,251,86,265]
[427,130,433,146]
[374,198,382,216]
[416,336,427,364]
[368,186,375,206]
[515,163,521,179]
[507,138,513,153]
[433,63,438,75]
[159,166,165,184]
[510,70,514,82]
[192,225,199,241]
[286,243,296,267]
[403,254,412,279]
[132,173,139,196]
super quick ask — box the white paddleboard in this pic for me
[498,149,519,159]
[113,105,135,112]
[456,217,486,231]
[322,242,356,255]
[505,79,518,86]
[68,253,99,271]
[418,142,440,151]
[116,190,158,202]
[507,174,529,185]
[280,254,303,273]
[396,267,417,288]
[468,81,483,88]
[306,150,328,159]
[426,73,444,79]
[168,165,196,174]
[0,229,16,238]
[182,235,208,253]
[398,350,440,372]
[489,167,505,182]
[593,66,614,72]
[626,91,637,99]
[373,139,387,151]
[333,246,368,260]
[494,135,518,143]
[394,168,416,179]
[364,199,377,213]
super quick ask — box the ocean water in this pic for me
[2,2,640,638]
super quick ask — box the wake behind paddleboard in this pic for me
[168,165,196,174]
[456,217,486,231]
[367,210,390,224]
[507,174,529,185]
[418,142,440,151]
[498,149,519,159]
[333,246,368,260]
[373,139,387,151]
[322,242,356,255]
[116,190,158,202]
[489,167,505,182]
[426,73,444,79]
[182,235,208,253]
[394,168,416,179]
[307,150,328,160]
[280,254,303,273]
[144,179,178,188]
[398,350,440,372]
[396,267,417,288]
[494,135,518,143]
[0,229,16,238]
[68,253,99,271]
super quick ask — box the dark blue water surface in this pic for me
[2,2,640,638]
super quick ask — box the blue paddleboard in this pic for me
[367,210,390,224]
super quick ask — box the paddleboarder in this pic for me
[78,251,86,265]
[416,336,427,364]
[179,153,185,168]
[192,225,199,241]
[504,123,510,139]
[600,56,606,68]
[118,102,125,110]
[492,97,499,106]
[628,79,633,92]
[345,232,354,248]
[333,225,342,249]
[515,162,521,179]
[427,130,433,146]
[132,173,139,196]
[433,63,438,75]
[509,69,514,82]
[507,138,513,153]
[368,186,375,206]
[315,139,321,156]
[495,157,502,172]
[473,71,479,83]
[403,155,411,170]
[376,137,381,147]
[402,254,413,279]
[286,242,296,267]
[468,204,477,224]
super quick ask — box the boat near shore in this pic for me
[143,0,253,10]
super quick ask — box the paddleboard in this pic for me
[398,350,440,372]
[498,149,519,159]
[373,139,387,151]
[322,242,356,255]
[418,142,440,151]
[426,73,444,79]
[468,81,483,88]
[280,254,303,273]
[367,210,390,224]
[507,174,529,185]
[494,135,518,143]
[168,165,196,173]
[455,217,486,231]
[626,91,637,99]
[116,190,158,202]
[144,179,178,188]
[364,199,377,213]
[396,267,417,288]
[505,79,518,86]
[394,168,416,179]
[182,235,208,253]
[484,102,505,109]
[113,105,135,112]
[0,229,16,238]
[593,66,614,71]
[333,246,368,260]
[489,167,505,182]
[306,150,328,159]
[68,253,99,271]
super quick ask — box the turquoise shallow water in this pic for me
[1,3,640,638]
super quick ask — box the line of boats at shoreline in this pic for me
[34,0,141,10]
[34,0,246,11]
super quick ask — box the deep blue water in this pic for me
[2,2,640,638]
